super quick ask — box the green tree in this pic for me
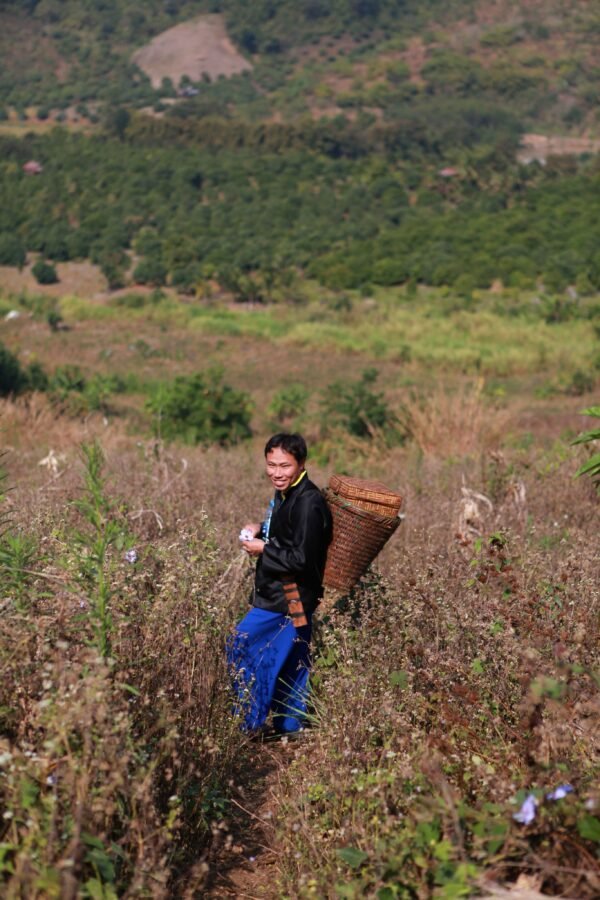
[0,233,26,268]
[321,368,396,439]
[0,344,27,396]
[133,257,167,286]
[104,106,130,140]
[32,259,59,284]
[148,370,253,446]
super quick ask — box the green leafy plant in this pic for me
[0,451,11,539]
[0,344,46,397]
[147,369,253,445]
[572,406,600,485]
[47,309,64,332]
[0,343,27,397]
[48,367,124,416]
[0,455,38,611]
[0,533,38,611]
[320,367,397,440]
[268,383,310,428]
[72,442,133,656]
[32,259,59,285]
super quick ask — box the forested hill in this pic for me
[1,0,600,298]
[1,0,599,135]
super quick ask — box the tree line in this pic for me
[0,125,599,295]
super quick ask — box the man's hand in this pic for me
[241,538,265,557]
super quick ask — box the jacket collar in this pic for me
[280,469,307,501]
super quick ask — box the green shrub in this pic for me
[268,383,310,428]
[0,343,27,396]
[572,406,600,485]
[0,233,26,268]
[148,369,253,446]
[0,344,46,396]
[320,367,397,439]
[566,370,595,396]
[25,361,49,392]
[48,366,126,415]
[47,309,64,331]
[32,259,59,285]
[133,257,167,287]
[50,365,87,396]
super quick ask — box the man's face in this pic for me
[265,447,304,493]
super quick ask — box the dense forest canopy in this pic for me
[0,0,599,296]
[1,127,599,294]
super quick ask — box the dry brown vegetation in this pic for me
[0,261,108,300]
[0,299,599,897]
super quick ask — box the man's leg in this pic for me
[227,608,297,733]
[271,621,312,734]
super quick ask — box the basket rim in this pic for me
[323,487,401,526]
[328,474,402,505]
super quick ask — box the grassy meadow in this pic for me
[1,283,599,898]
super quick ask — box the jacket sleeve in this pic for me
[260,494,327,581]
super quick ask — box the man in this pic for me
[228,433,332,736]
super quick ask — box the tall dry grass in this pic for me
[397,379,513,459]
[255,438,600,898]
[1,393,130,461]
[1,382,599,897]
[0,441,260,897]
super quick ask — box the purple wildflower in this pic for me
[513,793,538,825]
[546,784,574,801]
[125,549,138,564]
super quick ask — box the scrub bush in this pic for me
[0,233,26,268]
[268,383,310,429]
[0,443,250,897]
[48,366,127,416]
[0,343,27,396]
[148,369,253,446]
[32,259,59,285]
[0,344,47,397]
[320,367,397,440]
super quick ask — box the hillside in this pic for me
[1,4,599,898]
[1,0,599,134]
[132,15,252,88]
[1,289,599,899]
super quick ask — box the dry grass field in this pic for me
[1,293,599,897]
[0,261,107,300]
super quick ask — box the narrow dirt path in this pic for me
[205,742,292,899]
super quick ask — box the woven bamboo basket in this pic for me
[322,487,401,593]
[328,475,402,517]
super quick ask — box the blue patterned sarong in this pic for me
[227,607,312,734]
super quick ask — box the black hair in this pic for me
[264,432,307,464]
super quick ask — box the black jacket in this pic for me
[253,474,332,616]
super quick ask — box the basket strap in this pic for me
[282,579,308,628]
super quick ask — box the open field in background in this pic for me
[2,282,599,379]
[1,284,598,481]
[132,15,252,88]
[1,281,599,895]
